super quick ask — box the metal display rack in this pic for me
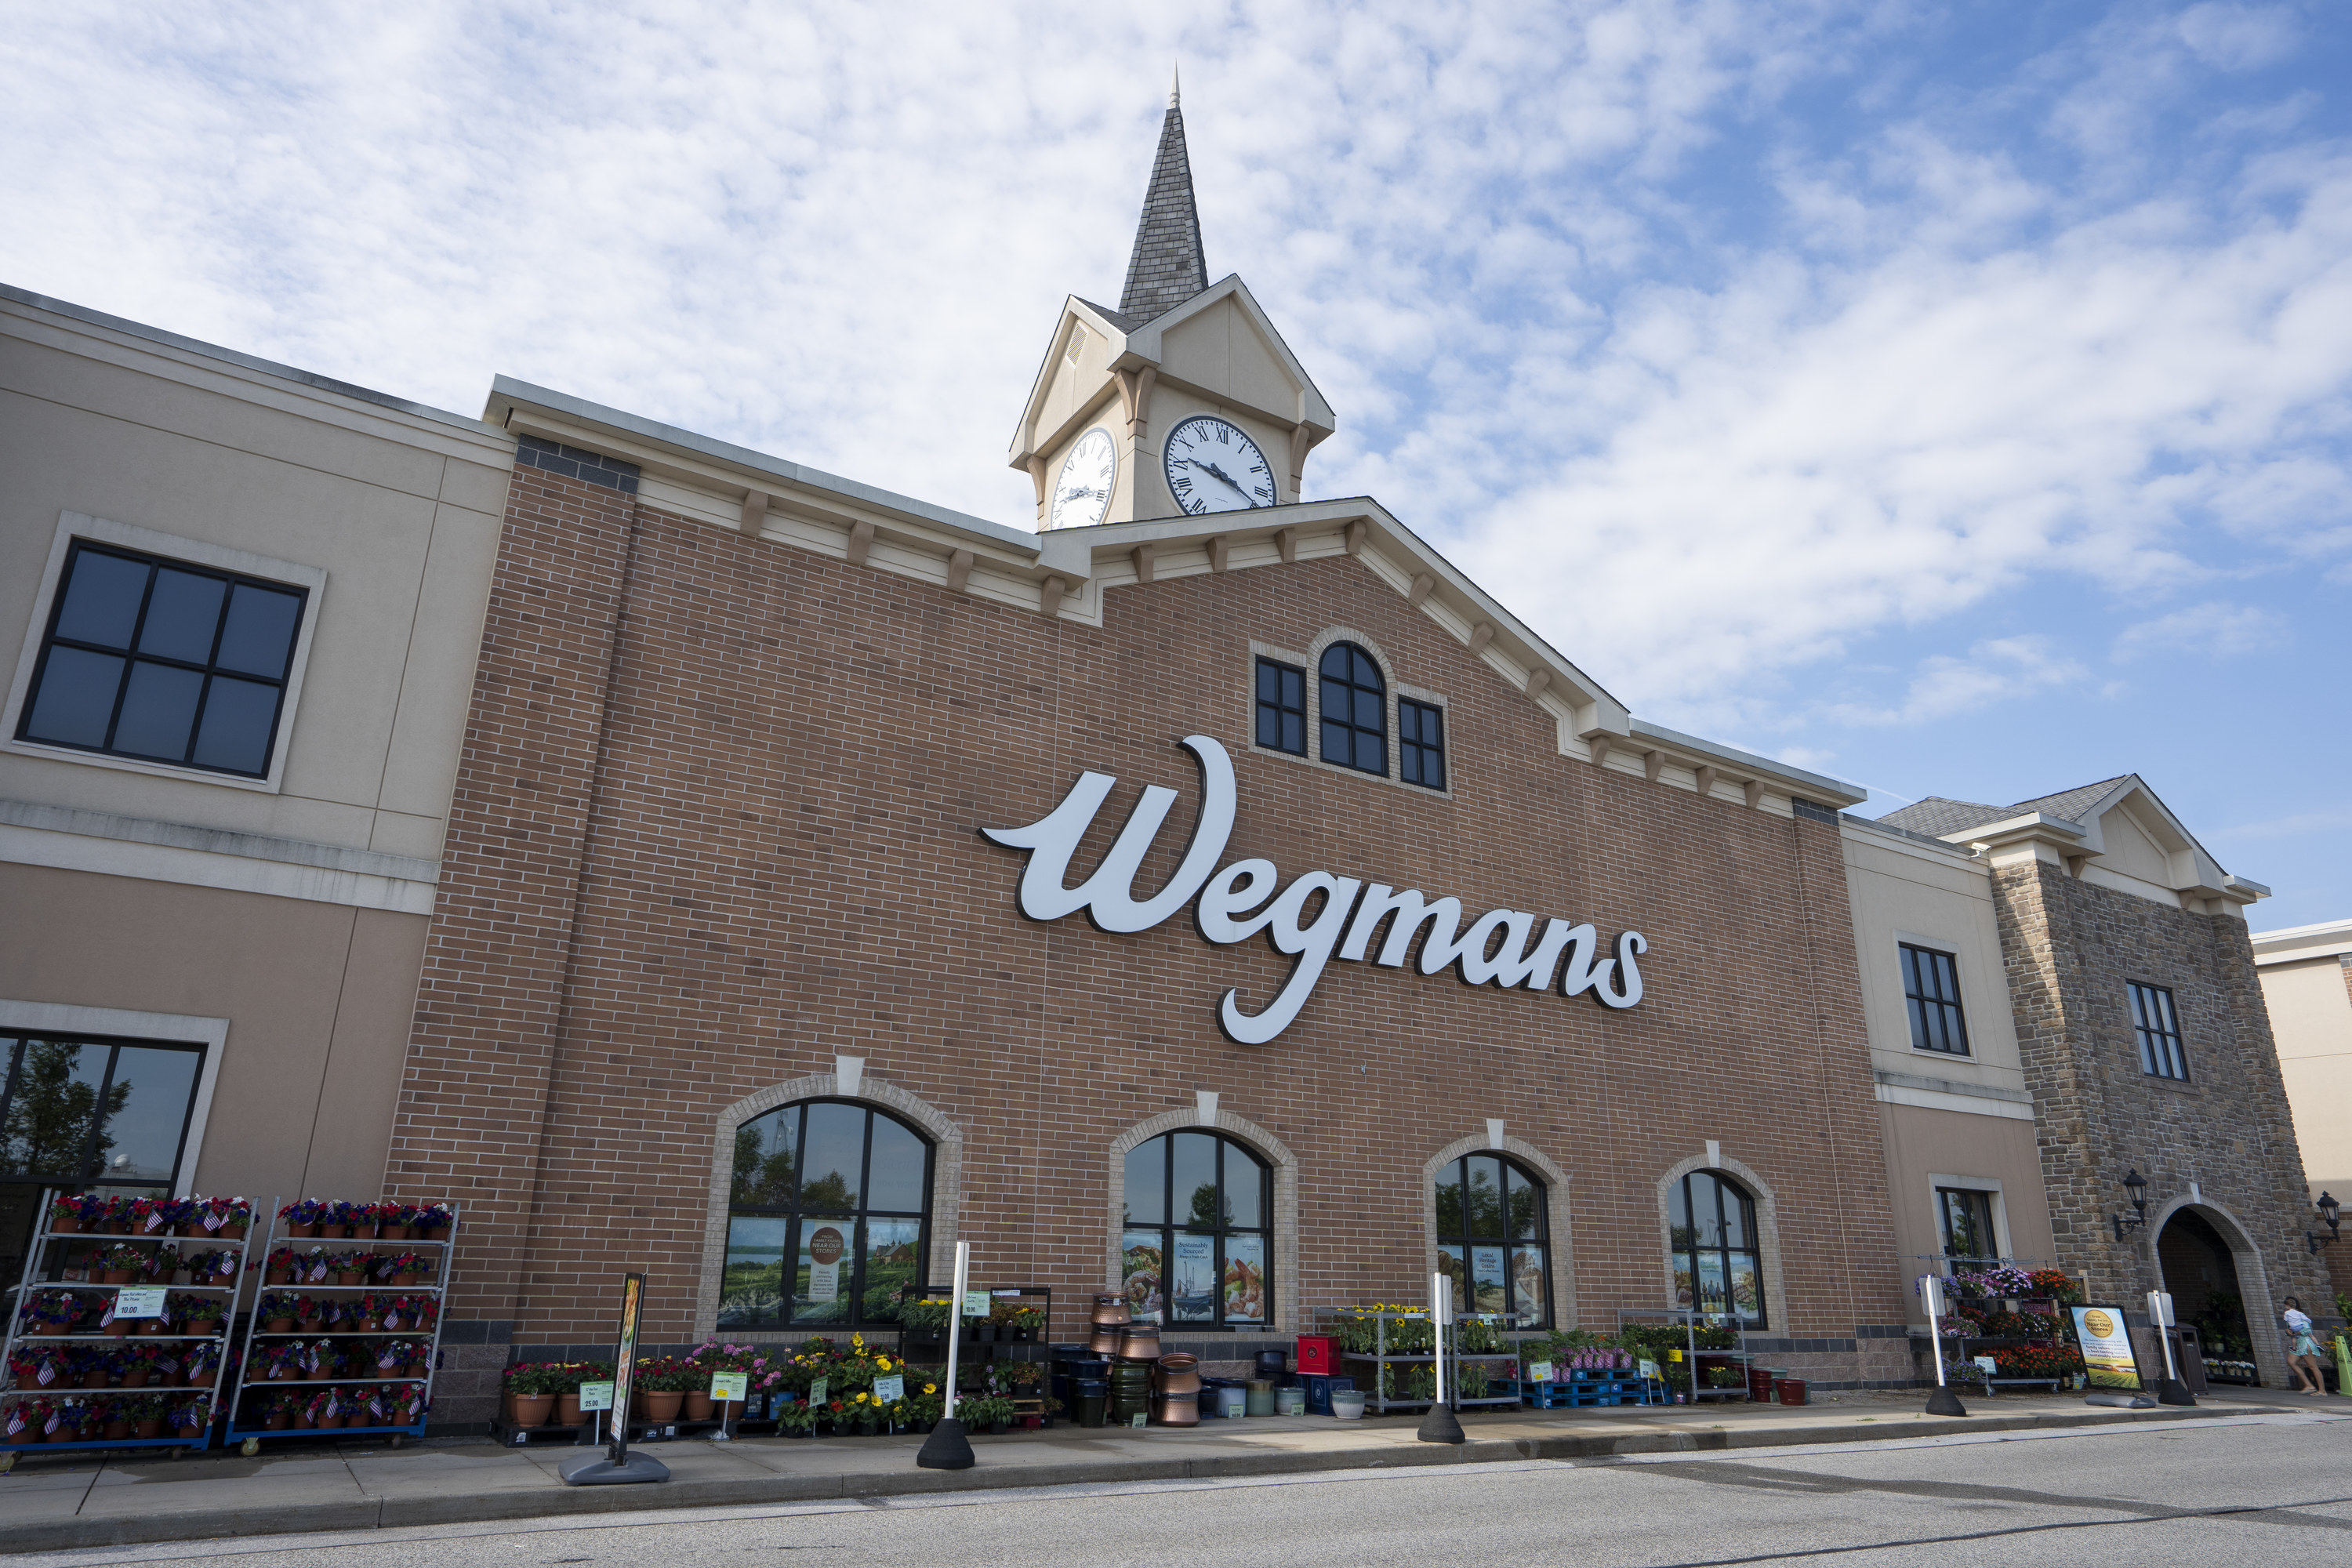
[1,1185,260,1465]
[1330,1308,1440,1414]
[223,1197,457,1450]
[1619,1307,1755,1400]
[1916,1255,2069,1396]
[1447,1313,1529,1411]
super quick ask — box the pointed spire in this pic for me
[1171,62,1181,107]
[1119,87,1208,321]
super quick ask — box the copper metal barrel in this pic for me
[1117,1323,1162,1361]
[1090,1293,1131,1327]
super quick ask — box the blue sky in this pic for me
[5,2,2347,926]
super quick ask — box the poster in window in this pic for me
[1439,1244,1468,1314]
[1121,1229,1164,1323]
[1695,1254,1728,1314]
[1171,1233,1217,1321]
[1730,1260,1763,1322]
[1224,1233,1266,1321]
[1471,1246,1508,1315]
[806,1224,845,1302]
[1510,1247,1546,1321]
[2071,1305,2144,1390]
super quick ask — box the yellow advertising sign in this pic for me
[2071,1305,2143,1390]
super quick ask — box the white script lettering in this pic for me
[981,735,1647,1042]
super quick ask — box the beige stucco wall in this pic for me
[1877,1102,2055,1319]
[0,292,512,858]
[0,862,426,1203]
[1844,818,2054,1308]
[2259,956,2352,1192]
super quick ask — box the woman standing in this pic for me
[2281,1298,2327,1394]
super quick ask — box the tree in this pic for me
[1,1040,129,1180]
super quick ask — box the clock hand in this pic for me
[1187,459,1254,499]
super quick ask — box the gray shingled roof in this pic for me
[1879,775,2135,838]
[1879,797,2011,837]
[1120,103,1209,321]
[1074,297,1148,334]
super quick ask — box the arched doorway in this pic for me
[2158,1208,2250,1383]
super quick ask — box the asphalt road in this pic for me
[22,1410,2352,1568]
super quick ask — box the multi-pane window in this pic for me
[1399,698,1446,790]
[2130,982,2188,1080]
[16,542,308,779]
[1433,1153,1550,1325]
[1936,1187,1998,1262]
[1318,643,1386,776]
[1121,1131,1271,1327]
[0,1034,205,1190]
[1254,658,1306,756]
[1900,944,1970,1055]
[1669,1171,1766,1327]
[718,1101,931,1330]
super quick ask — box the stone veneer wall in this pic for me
[1993,859,2328,1388]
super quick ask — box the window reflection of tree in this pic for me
[2,1040,129,1179]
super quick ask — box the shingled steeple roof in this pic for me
[1118,78,1209,321]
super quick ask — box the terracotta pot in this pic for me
[296,1412,318,1428]
[684,1392,714,1421]
[5,1429,34,1446]
[288,1224,317,1238]
[191,1370,216,1388]
[48,1425,82,1443]
[134,1419,163,1438]
[136,1320,165,1336]
[266,1317,296,1334]
[108,1221,131,1234]
[407,1361,431,1378]
[104,1320,132,1339]
[267,1413,292,1430]
[220,1224,248,1240]
[103,1419,132,1439]
[644,1390,685,1421]
[267,1269,292,1285]
[557,1392,583,1425]
[350,1223,379,1240]
[82,1370,111,1389]
[319,1224,347,1240]
[335,1271,365,1287]
[319,1414,345,1428]
[186,1319,220,1338]
[52,1216,81,1234]
[359,1318,383,1333]
[380,1224,410,1242]
[513,1393,555,1427]
[14,1374,38,1390]
[102,1269,136,1285]
[37,1323,70,1337]
[122,1369,149,1388]
[299,1318,324,1333]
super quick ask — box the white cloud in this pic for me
[2176,3,2299,71]
[2111,600,2288,659]
[1826,637,2086,726]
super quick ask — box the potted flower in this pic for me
[899,1298,951,1345]
[961,1392,1015,1436]
[185,1343,222,1388]
[172,1398,209,1438]
[279,1199,328,1238]
[503,1363,562,1428]
[258,1292,302,1334]
[44,1399,86,1443]
[78,1347,118,1390]
[47,1193,92,1234]
[2,1401,37,1446]
[416,1202,456,1241]
[24,1288,82,1336]
[173,1291,223,1337]
[96,1243,143,1286]
[259,1246,299,1286]
[11,1347,64,1391]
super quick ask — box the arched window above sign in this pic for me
[1434,1152,1552,1326]
[1120,1131,1272,1327]
[1318,642,1387,776]
[719,1099,931,1331]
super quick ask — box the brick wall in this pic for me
[1993,858,2328,1385]
[390,466,1910,1421]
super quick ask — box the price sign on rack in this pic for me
[114,1287,169,1319]
[710,1372,748,1403]
[964,1290,990,1319]
[577,1381,615,1413]
[873,1374,905,1403]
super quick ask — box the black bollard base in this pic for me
[1923,1385,1969,1417]
[2155,1379,2197,1406]
[916,1416,976,1469]
[1417,1404,1467,1443]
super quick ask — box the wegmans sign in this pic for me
[982,735,1648,1044]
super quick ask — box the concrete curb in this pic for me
[0,1403,2263,1554]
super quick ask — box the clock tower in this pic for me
[1011,80,1335,529]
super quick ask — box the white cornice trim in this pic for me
[2251,916,2352,965]
[0,798,437,914]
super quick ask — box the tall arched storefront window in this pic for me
[1121,1131,1272,1327]
[718,1100,931,1330]
[1433,1152,1552,1325]
[1669,1170,1766,1327]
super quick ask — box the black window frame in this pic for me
[1936,1186,2000,1263]
[1254,657,1307,757]
[1120,1131,1274,1330]
[1317,641,1388,777]
[718,1098,935,1332]
[1668,1170,1768,1328]
[1900,943,1970,1056]
[2129,981,2189,1080]
[1398,697,1446,791]
[1432,1152,1552,1327]
[15,540,310,780]
[0,1032,206,1190]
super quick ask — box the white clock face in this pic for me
[1163,416,1276,515]
[1050,427,1117,529]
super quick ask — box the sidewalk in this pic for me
[0,1391,2285,1554]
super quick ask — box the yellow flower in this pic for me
[924,1383,936,1395]
[855,1392,869,1403]
[877,1357,892,1370]
[851,1333,865,1348]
